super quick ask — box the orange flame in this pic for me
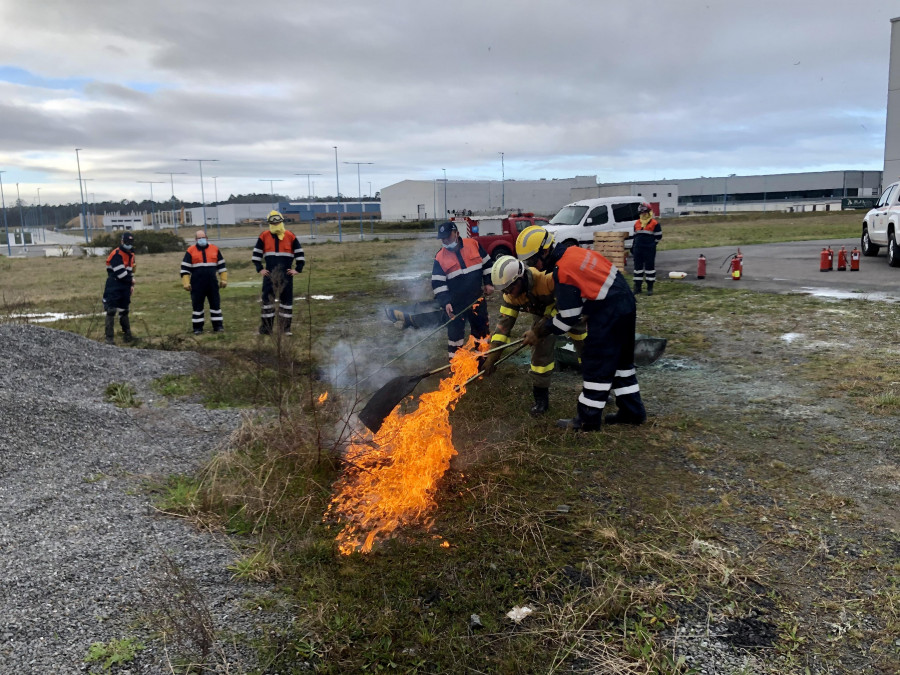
[328,337,484,554]
[318,391,329,404]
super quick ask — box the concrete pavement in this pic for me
[654,237,900,299]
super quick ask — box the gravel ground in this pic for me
[0,324,277,673]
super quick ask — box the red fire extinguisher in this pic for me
[697,254,706,279]
[726,249,743,280]
[819,247,830,272]
[837,246,848,271]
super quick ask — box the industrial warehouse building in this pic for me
[380,170,883,221]
[180,200,380,227]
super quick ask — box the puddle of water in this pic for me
[781,332,804,343]
[7,312,96,323]
[795,287,900,303]
[655,357,701,371]
[380,273,425,281]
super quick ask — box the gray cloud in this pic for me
[0,0,894,203]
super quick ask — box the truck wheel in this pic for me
[491,245,512,262]
[861,226,879,256]
[889,231,900,267]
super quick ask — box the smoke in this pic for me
[322,239,448,424]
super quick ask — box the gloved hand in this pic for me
[482,350,501,376]
[181,276,191,292]
[522,330,539,346]
[218,271,228,289]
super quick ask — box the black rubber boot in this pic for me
[530,387,549,417]
[633,281,643,295]
[120,314,134,343]
[646,282,654,296]
[605,411,646,425]
[105,314,115,345]
[556,416,601,432]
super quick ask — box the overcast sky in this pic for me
[0,0,896,206]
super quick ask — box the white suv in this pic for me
[861,181,900,265]
[546,197,647,250]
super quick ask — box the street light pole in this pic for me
[0,171,10,256]
[80,179,95,232]
[499,152,505,211]
[137,181,165,228]
[294,172,321,199]
[36,187,43,231]
[259,179,284,211]
[156,171,187,231]
[75,148,89,243]
[343,161,374,238]
[15,183,26,251]
[442,168,448,217]
[294,173,322,237]
[181,158,218,238]
[211,176,221,230]
[724,173,736,216]
[334,147,342,243]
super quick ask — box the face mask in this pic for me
[121,243,133,251]
[269,223,285,238]
[442,241,458,250]
[197,238,208,247]
[640,212,652,223]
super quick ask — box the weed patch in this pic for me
[104,382,140,408]
[84,637,143,670]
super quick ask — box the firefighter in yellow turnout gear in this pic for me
[482,256,587,416]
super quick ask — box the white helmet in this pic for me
[491,255,525,291]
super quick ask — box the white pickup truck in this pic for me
[861,179,900,265]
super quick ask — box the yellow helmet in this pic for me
[491,255,525,291]
[516,225,554,262]
[267,210,284,224]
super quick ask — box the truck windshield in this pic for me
[549,205,588,226]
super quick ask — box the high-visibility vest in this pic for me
[556,245,618,301]
[434,237,483,277]
[182,243,225,280]
[252,230,304,271]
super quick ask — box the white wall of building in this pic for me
[380,176,597,221]
[102,213,147,230]
[186,203,275,226]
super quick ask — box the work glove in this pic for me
[181,276,191,292]
[522,330,539,346]
[218,271,228,289]
[481,350,501,376]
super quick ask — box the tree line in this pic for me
[0,192,380,230]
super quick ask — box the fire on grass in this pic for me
[327,337,484,555]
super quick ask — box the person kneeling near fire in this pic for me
[481,255,587,417]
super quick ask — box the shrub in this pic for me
[91,230,186,254]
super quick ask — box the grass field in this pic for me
[2,209,896,674]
